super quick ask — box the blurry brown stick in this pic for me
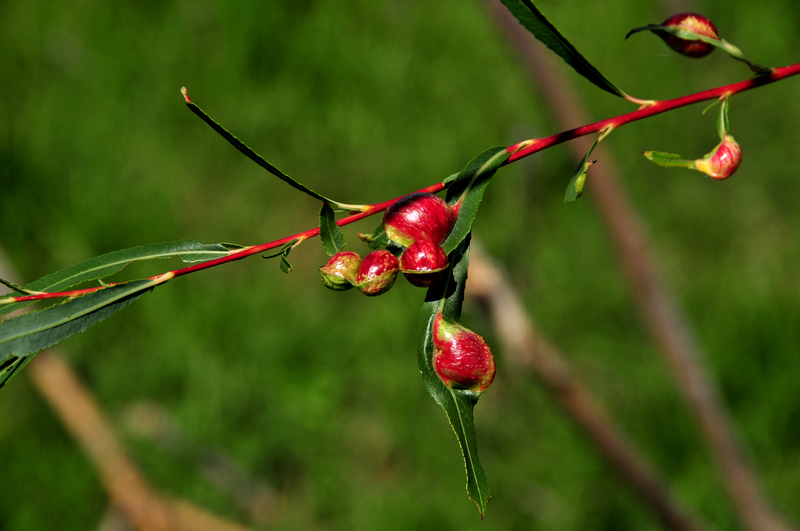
[0,251,252,531]
[468,244,706,531]
[28,352,252,531]
[486,2,795,531]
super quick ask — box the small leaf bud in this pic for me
[354,250,400,296]
[319,251,362,291]
[400,240,449,288]
[433,314,495,392]
[660,13,719,58]
[383,192,456,248]
[694,136,742,179]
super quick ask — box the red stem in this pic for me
[505,63,800,163]
[6,63,800,303]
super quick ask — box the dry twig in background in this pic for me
[468,243,706,531]
[486,2,796,530]
[0,249,254,531]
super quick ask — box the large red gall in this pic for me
[433,314,495,393]
[383,192,457,248]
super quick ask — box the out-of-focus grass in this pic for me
[1,1,799,529]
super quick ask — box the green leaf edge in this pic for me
[0,240,240,317]
[0,279,157,388]
[499,0,628,99]
[629,25,770,74]
[442,146,510,254]
[417,235,491,517]
[183,93,365,211]
[564,138,600,202]
[263,239,299,274]
[319,203,347,256]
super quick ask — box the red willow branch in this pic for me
[4,62,800,304]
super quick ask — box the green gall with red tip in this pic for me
[354,249,400,296]
[695,136,742,179]
[433,314,495,393]
[400,240,449,288]
[660,13,719,58]
[319,251,362,291]
[383,192,457,248]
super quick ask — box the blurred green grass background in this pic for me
[2,1,799,529]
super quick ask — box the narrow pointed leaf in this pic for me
[319,203,346,256]
[718,97,730,139]
[499,0,628,98]
[263,239,299,274]
[182,89,363,211]
[280,254,293,274]
[643,151,695,169]
[564,138,599,202]
[0,277,39,296]
[0,279,157,388]
[417,235,491,517]
[442,147,510,254]
[0,241,242,316]
[628,25,770,74]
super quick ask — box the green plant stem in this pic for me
[6,61,800,304]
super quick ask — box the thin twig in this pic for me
[486,2,797,530]
[4,59,799,305]
[27,351,253,531]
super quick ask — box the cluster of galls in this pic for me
[318,192,495,393]
[319,192,456,295]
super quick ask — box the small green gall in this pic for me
[319,251,362,291]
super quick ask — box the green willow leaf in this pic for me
[500,0,629,98]
[643,151,695,169]
[718,97,730,139]
[564,138,599,202]
[417,235,491,517]
[319,203,346,256]
[442,147,510,254]
[0,279,157,388]
[263,239,299,274]
[182,89,364,212]
[0,240,241,317]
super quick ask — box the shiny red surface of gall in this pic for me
[400,240,449,287]
[661,13,719,58]
[696,137,742,179]
[354,250,400,296]
[433,314,495,392]
[383,193,456,248]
